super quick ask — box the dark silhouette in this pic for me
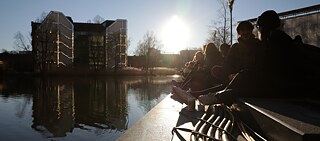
[199,20,262,105]
[293,35,303,44]
[174,43,224,92]
[185,43,225,90]
[198,10,320,105]
[219,43,230,59]
[210,21,261,84]
[177,51,210,91]
[203,42,223,69]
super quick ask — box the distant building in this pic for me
[73,22,108,70]
[127,48,199,69]
[31,11,128,72]
[0,51,33,73]
[106,19,128,69]
[246,4,320,47]
[31,11,74,72]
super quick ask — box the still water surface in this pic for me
[0,75,178,141]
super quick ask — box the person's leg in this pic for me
[198,71,253,105]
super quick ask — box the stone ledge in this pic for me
[236,98,320,141]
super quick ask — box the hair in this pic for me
[193,51,204,62]
[236,21,254,33]
[257,10,280,30]
[219,43,230,57]
[204,43,219,56]
[204,42,223,66]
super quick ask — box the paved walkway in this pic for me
[118,94,320,141]
[117,94,205,141]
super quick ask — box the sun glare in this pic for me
[161,15,190,54]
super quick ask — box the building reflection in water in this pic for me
[27,76,173,138]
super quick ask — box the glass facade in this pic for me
[32,11,74,72]
[32,11,128,72]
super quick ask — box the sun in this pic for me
[161,15,190,54]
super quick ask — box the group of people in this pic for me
[172,10,320,106]
[175,40,227,92]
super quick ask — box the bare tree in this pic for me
[34,12,48,23]
[134,31,162,74]
[206,0,233,47]
[88,34,105,70]
[13,31,31,51]
[93,15,105,23]
[32,14,57,73]
[13,12,48,52]
[86,15,105,23]
[134,31,162,56]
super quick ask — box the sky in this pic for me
[0,0,319,55]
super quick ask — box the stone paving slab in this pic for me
[117,94,204,141]
[240,98,320,141]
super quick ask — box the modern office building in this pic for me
[32,11,128,72]
[105,19,128,69]
[73,22,108,70]
[31,11,74,72]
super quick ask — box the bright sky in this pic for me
[0,0,319,55]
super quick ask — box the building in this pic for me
[127,48,200,69]
[73,22,108,70]
[0,51,34,73]
[32,11,128,72]
[31,11,74,72]
[246,4,320,48]
[105,19,128,69]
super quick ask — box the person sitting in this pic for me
[198,10,320,106]
[199,20,263,105]
[257,10,320,97]
[219,43,230,60]
[175,51,207,90]
[172,43,225,99]
[172,21,261,102]
[203,42,224,70]
[211,20,262,85]
[181,51,205,78]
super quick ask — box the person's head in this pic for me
[293,35,303,43]
[204,42,219,56]
[193,51,204,62]
[236,21,254,40]
[256,10,280,40]
[219,43,230,58]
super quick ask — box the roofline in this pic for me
[38,11,74,28]
[245,4,320,23]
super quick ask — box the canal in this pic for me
[0,75,179,141]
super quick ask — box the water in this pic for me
[0,75,179,141]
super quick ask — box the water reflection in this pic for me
[0,76,175,140]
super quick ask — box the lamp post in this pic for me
[228,0,234,45]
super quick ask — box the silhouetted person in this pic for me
[203,42,223,69]
[210,21,261,84]
[293,35,303,44]
[199,10,294,105]
[258,10,320,97]
[172,43,224,99]
[186,48,222,91]
[175,51,208,91]
[219,43,230,60]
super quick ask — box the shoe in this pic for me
[171,80,180,87]
[170,94,184,104]
[172,86,195,104]
[198,92,221,105]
